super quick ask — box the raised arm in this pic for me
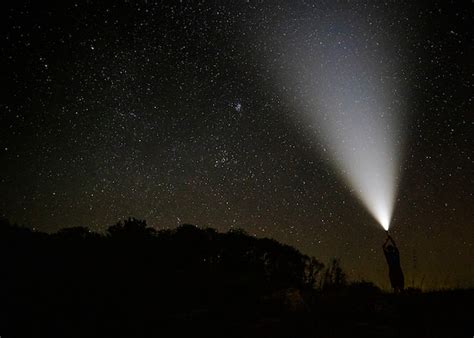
[383,236,390,250]
[388,235,397,248]
[383,235,397,250]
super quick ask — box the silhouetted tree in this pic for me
[321,258,347,290]
[55,226,93,240]
[107,217,155,239]
[304,256,325,288]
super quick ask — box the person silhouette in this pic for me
[383,234,404,292]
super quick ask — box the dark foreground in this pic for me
[0,219,472,338]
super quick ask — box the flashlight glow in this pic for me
[270,7,405,231]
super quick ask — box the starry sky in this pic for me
[1,1,472,289]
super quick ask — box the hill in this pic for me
[0,218,471,337]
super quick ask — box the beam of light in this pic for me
[270,7,406,230]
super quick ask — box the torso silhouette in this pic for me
[383,239,404,291]
[384,245,400,267]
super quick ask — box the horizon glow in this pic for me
[272,9,405,230]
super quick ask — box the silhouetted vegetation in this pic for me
[0,217,472,338]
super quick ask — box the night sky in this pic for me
[1,1,472,289]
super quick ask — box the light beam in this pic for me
[271,7,406,230]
